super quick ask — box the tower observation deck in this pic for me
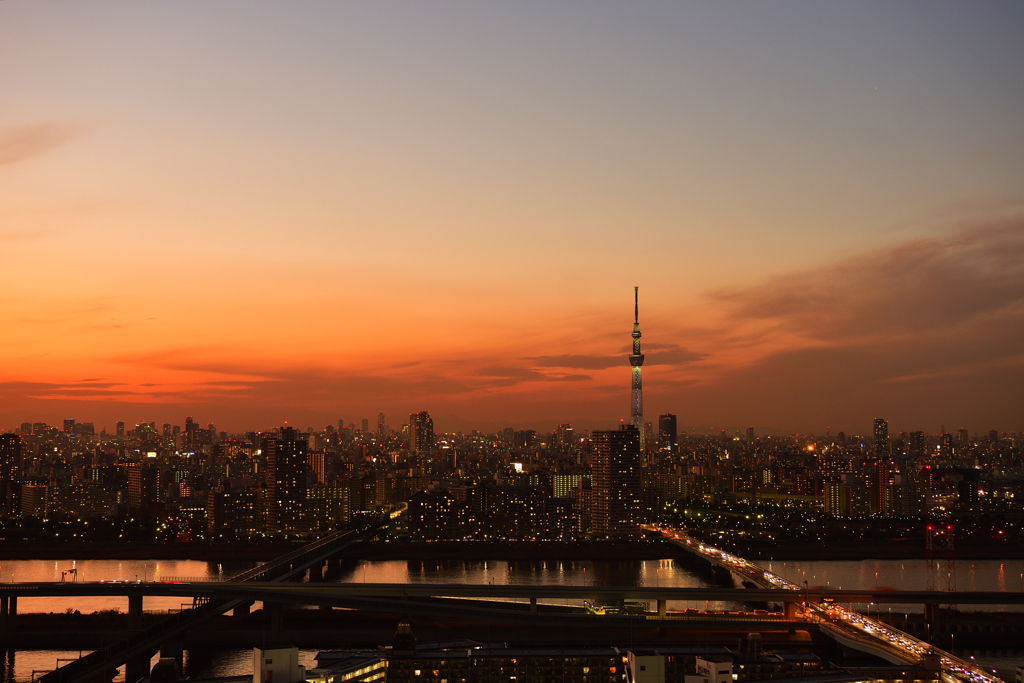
[629,287,644,429]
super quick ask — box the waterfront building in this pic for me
[127,464,160,511]
[591,424,641,538]
[265,426,309,534]
[0,433,20,516]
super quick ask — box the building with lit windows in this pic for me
[873,418,889,459]
[0,433,20,516]
[265,426,309,534]
[592,424,641,538]
[409,412,434,452]
[658,414,677,453]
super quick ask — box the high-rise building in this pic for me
[127,464,159,510]
[361,418,370,433]
[0,433,21,516]
[629,287,645,430]
[378,412,386,439]
[746,426,755,442]
[409,412,434,452]
[658,414,677,453]
[869,460,894,516]
[591,424,641,538]
[873,418,889,460]
[908,431,926,459]
[116,422,125,438]
[265,427,309,534]
[63,418,75,433]
[308,451,327,485]
[958,428,970,450]
[642,421,654,455]
[556,424,574,450]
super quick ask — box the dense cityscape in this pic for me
[1,414,1022,549]
[4,3,1024,683]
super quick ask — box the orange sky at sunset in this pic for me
[2,3,1023,435]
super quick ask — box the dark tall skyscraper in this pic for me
[592,424,641,538]
[629,287,645,432]
[116,422,125,438]
[361,418,369,433]
[265,427,309,534]
[409,412,434,452]
[658,414,678,453]
[909,431,926,459]
[873,418,889,460]
[377,412,386,439]
[63,418,75,433]
[0,433,21,516]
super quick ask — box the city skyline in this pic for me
[2,3,1023,433]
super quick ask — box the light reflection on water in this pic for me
[766,558,1024,612]
[3,557,1022,682]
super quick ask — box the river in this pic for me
[2,557,1021,682]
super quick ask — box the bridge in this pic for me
[26,510,399,683]
[658,528,1007,683]
[3,581,1022,609]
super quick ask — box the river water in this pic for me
[2,557,1021,682]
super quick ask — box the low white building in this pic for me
[253,647,305,683]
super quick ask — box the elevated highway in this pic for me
[659,528,1006,683]
[31,510,398,683]
[1,581,1021,608]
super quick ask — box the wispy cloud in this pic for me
[0,122,89,167]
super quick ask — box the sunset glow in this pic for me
[2,2,1023,433]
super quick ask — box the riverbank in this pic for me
[2,537,1022,562]
[717,538,1024,561]
[338,540,681,561]
[0,539,296,561]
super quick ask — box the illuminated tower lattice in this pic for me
[629,287,645,431]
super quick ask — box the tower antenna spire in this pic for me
[629,287,645,434]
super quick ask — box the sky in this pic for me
[1,2,1023,436]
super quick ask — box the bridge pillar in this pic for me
[161,635,186,667]
[6,596,15,631]
[125,652,151,683]
[0,596,7,634]
[268,602,284,632]
[784,602,797,619]
[127,594,144,631]
[233,600,252,617]
[924,603,939,643]
[530,597,537,612]
[658,599,666,617]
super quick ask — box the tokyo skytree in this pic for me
[629,286,645,429]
